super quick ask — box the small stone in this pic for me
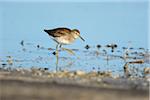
[85,45,90,50]
[44,68,49,70]
[111,49,114,52]
[20,40,24,46]
[144,67,150,74]
[98,71,112,77]
[68,72,75,77]
[112,74,120,79]
[2,63,7,67]
[6,56,13,65]
[97,44,101,49]
[48,48,53,50]
[31,68,42,76]
[74,70,85,76]
[52,52,56,55]
[114,44,117,48]
[96,78,102,82]
[106,44,111,47]
[37,45,40,48]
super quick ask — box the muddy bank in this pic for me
[0,69,149,100]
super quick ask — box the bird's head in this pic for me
[72,29,85,41]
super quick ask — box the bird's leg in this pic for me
[61,46,75,55]
[59,44,62,48]
[63,48,75,55]
[56,44,59,71]
[56,44,59,56]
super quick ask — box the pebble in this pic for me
[85,45,90,50]
[74,70,86,76]
[52,52,56,55]
[96,44,101,49]
[144,67,150,74]
[20,40,24,46]
[1,63,7,67]
[37,45,40,48]
[31,68,42,76]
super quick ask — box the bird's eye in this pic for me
[76,32,79,34]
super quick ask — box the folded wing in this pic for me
[44,28,71,37]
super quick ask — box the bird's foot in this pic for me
[62,48,75,55]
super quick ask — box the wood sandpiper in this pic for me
[44,27,85,54]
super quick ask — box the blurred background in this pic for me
[0,0,149,52]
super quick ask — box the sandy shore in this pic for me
[0,69,149,100]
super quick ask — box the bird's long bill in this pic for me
[79,35,85,41]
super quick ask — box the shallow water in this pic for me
[0,1,149,77]
[0,41,149,77]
